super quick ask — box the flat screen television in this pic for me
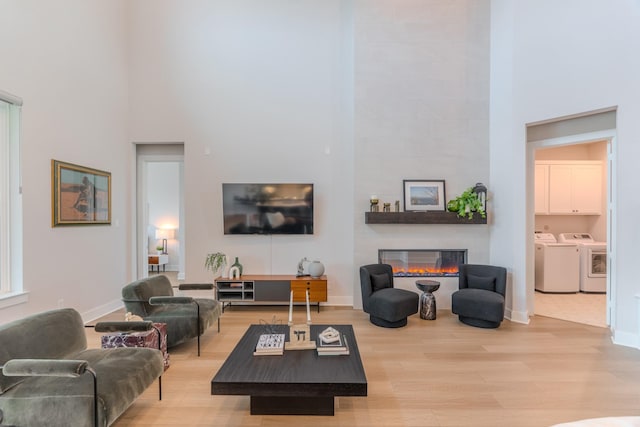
[222,183,314,235]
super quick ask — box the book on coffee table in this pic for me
[317,334,350,356]
[254,333,285,356]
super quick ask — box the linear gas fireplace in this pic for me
[378,249,467,277]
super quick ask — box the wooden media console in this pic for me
[214,274,327,312]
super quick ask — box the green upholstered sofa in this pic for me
[121,275,222,356]
[0,308,164,427]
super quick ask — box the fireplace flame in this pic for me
[389,265,459,277]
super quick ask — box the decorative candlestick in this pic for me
[288,290,293,325]
[284,288,316,351]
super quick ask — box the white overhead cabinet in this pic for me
[535,161,602,215]
[534,164,549,215]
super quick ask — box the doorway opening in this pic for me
[135,144,185,281]
[526,108,616,329]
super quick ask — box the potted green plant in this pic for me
[447,187,486,220]
[155,245,164,254]
[205,252,227,278]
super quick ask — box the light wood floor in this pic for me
[85,303,640,427]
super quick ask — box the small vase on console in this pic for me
[308,261,325,278]
[231,257,243,276]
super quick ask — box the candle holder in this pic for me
[285,289,316,351]
[370,195,379,212]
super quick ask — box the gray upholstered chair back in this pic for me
[359,263,394,313]
[122,275,175,317]
[0,308,87,394]
[458,264,507,297]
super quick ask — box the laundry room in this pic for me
[533,140,608,327]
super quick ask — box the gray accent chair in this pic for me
[0,308,163,427]
[121,275,222,356]
[360,264,419,328]
[451,264,507,328]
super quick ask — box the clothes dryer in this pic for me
[558,233,607,293]
[534,233,580,293]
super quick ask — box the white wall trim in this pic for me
[81,299,123,324]
[507,308,530,324]
[0,291,28,309]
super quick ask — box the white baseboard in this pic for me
[81,299,123,324]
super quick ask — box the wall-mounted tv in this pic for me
[222,183,314,235]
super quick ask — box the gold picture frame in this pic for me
[52,160,111,226]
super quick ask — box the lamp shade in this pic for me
[155,228,175,239]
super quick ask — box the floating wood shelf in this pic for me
[365,211,487,225]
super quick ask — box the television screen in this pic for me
[222,183,314,235]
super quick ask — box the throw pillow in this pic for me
[467,274,496,291]
[371,273,391,292]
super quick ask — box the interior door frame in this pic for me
[526,129,616,329]
[134,148,185,280]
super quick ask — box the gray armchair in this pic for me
[360,264,419,328]
[451,264,507,328]
[121,275,222,356]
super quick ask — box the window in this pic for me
[0,90,23,305]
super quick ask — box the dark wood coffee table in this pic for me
[211,324,367,415]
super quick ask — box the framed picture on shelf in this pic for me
[403,180,446,212]
[52,159,111,226]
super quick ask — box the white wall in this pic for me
[353,0,491,308]
[0,0,130,323]
[490,0,640,344]
[127,0,355,304]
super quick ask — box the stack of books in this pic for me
[253,333,285,356]
[316,332,350,356]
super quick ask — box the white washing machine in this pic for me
[534,232,580,293]
[558,233,607,293]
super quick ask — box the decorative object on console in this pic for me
[395,200,400,212]
[308,260,325,278]
[231,257,243,276]
[403,179,446,212]
[383,203,391,212]
[447,187,487,220]
[297,257,310,276]
[156,245,164,254]
[205,252,227,278]
[229,266,241,279]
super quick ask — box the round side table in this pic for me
[416,280,440,320]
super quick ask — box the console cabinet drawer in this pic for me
[290,279,327,302]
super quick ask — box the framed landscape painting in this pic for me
[403,179,446,212]
[52,160,111,226]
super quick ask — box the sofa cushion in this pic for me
[371,273,391,292]
[467,274,496,292]
[368,288,418,322]
[451,288,504,323]
[143,298,222,348]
